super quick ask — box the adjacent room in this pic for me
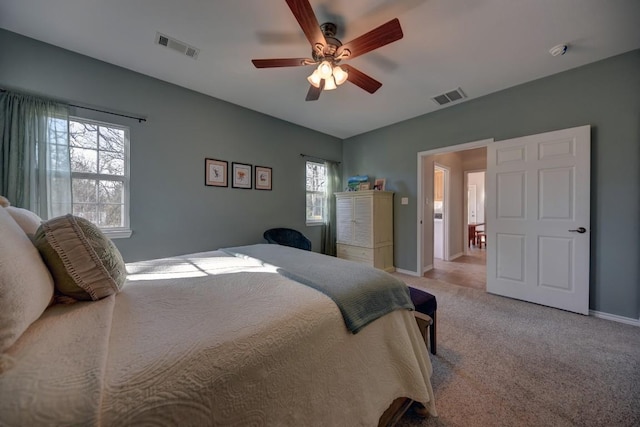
[1,0,639,425]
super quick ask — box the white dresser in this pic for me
[335,190,394,272]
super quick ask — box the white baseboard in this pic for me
[423,264,433,273]
[396,268,421,277]
[448,252,464,261]
[589,310,640,327]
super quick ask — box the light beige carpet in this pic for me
[395,273,640,427]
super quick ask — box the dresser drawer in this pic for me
[337,244,374,264]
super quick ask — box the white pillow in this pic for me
[0,207,54,362]
[6,206,42,237]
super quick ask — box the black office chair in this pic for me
[263,228,312,251]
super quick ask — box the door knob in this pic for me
[568,227,587,233]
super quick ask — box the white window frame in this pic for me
[305,161,327,226]
[69,116,132,238]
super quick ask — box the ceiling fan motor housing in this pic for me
[314,22,343,62]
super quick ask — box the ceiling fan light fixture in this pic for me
[318,61,333,79]
[323,76,337,90]
[332,65,348,85]
[307,69,321,88]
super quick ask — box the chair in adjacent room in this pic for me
[476,231,486,248]
[263,228,312,251]
[475,224,486,249]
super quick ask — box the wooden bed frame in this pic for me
[379,398,429,426]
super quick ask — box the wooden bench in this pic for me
[408,286,437,355]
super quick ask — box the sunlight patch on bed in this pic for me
[127,255,279,281]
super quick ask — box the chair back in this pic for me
[263,228,312,251]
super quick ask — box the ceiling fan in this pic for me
[251,0,404,101]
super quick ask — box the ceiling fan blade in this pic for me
[285,0,327,49]
[252,58,312,68]
[338,18,403,60]
[305,79,325,101]
[342,65,382,94]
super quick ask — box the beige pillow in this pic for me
[34,215,127,301]
[6,206,42,237]
[0,196,42,236]
[0,207,55,357]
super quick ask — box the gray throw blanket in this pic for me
[221,244,414,334]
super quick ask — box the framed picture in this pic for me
[255,166,272,190]
[205,158,228,187]
[359,182,370,191]
[374,178,386,191]
[232,162,252,189]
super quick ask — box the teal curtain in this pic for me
[0,91,71,219]
[321,161,340,256]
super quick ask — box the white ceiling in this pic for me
[1,0,639,139]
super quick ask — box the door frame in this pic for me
[417,138,493,275]
[433,163,450,261]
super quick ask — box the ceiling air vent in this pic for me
[155,32,200,60]
[431,87,466,106]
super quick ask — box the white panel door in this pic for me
[486,125,590,314]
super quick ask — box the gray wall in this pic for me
[0,29,342,261]
[343,50,640,320]
[2,28,638,319]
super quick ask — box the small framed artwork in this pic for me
[232,162,252,189]
[359,182,370,191]
[255,166,272,190]
[374,178,386,191]
[205,158,228,187]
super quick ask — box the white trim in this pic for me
[103,228,132,239]
[416,155,424,276]
[589,310,640,327]
[434,163,450,261]
[449,252,464,261]
[416,138,494,276]
[416,138,494,158]
[422,264,433,273]
[396,268,421,277]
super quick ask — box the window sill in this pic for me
[306,221,324,227]
[102,228,132,239]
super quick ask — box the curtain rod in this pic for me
[300,153,341,165]
[1,88,147,123]
[68,103,147,123]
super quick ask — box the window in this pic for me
[305,161,327,225]
[69,117,131,238]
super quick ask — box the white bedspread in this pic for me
[1,249,436,426]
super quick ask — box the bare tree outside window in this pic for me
[306,161,327,224]
[69,118,129,229]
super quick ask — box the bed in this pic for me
[0,204,436,426]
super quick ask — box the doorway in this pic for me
[465,170,486,253]
[425,166,488,290]
[417,139,492,288]
[433,164,448,261]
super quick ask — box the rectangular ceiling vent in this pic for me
[432,87,467,106]
[155,32,199,60]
